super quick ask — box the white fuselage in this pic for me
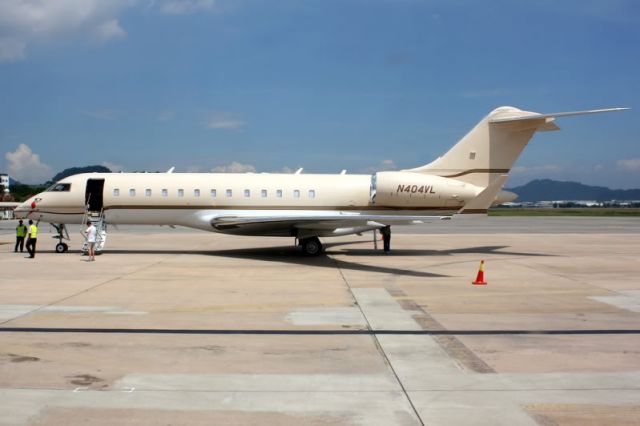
[16,171,481,236]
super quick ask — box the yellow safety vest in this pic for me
[29,225,38,239]
[16,225,27,237]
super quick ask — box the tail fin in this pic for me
[405,106,628,188]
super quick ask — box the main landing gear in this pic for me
[298,236,323,256]
[52,224,70,253]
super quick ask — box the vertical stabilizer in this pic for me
[404,106,628,188]
[405,107,541,187]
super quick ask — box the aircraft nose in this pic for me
[14,196,39,219]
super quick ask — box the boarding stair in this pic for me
[81,207,107,254]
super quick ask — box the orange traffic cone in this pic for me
[472,260,487,285]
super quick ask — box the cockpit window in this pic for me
[47,183,71,192]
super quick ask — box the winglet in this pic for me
[458,175,509,214]
[167,167,175,174]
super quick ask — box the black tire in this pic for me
[55,243,67,253]
[300,237,322,256]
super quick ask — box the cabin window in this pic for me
[194,189,200,197]
[145,189,152,197]
[162,189,168,197]
[113,188,120,197]
[293,189,300,198]
[261,189,267,198]
[309,189,316,199]
[178,189,184,197]
[276,189,283,198]
[210,189,217,198]
[244,189,250,198]
[129,189,136,197]
[226,189,232,197]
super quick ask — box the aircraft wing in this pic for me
[212,212,451,228]
[210,211,451,235]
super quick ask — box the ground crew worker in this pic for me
[15,219,27,253]
[380,225,391,254]
[26,220,38,259]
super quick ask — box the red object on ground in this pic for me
[472,260,487,285]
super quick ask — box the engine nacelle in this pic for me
[372,171,479,208]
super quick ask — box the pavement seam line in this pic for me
[331,256,425,426]
[0,257,170,326]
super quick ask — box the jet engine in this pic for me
[372,171,479,208]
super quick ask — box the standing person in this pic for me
[15,219,27,253]
[25,220,38,259]
[85,221,97,261]
[380,225,391,254]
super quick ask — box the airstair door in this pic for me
[85,179,105,212]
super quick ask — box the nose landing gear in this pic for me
[52,224,70,253]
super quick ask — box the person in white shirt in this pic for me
[85,221,97,261]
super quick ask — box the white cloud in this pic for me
[211,162,256,173]
[617,158,640,172]
[359,159,398,174]
[5,144,52,184]
[280,166,296,173]
[93,19,127,43]
[160,0,216,15]
[379,159,397,171]
[101,161,123,172]
[206,112,245,130]
[0,0,135,61]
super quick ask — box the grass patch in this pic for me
[489,208,640,217]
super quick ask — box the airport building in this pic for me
[0,173,9,193]
[0,202,19,219]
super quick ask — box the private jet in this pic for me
[15,106,627,255]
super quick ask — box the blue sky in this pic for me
[1,0,638,187]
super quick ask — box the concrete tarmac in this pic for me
[1,218,639,425]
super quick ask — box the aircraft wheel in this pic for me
[55,243,68,253]
[300,237,322,256]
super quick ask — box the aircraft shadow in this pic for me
[325,242,553,257]
[37,241,549,278]
[80,244,449,277]
[213,247,450,278]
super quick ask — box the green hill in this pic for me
[506,179,640,202]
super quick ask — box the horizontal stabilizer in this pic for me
[490,107,629,124]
